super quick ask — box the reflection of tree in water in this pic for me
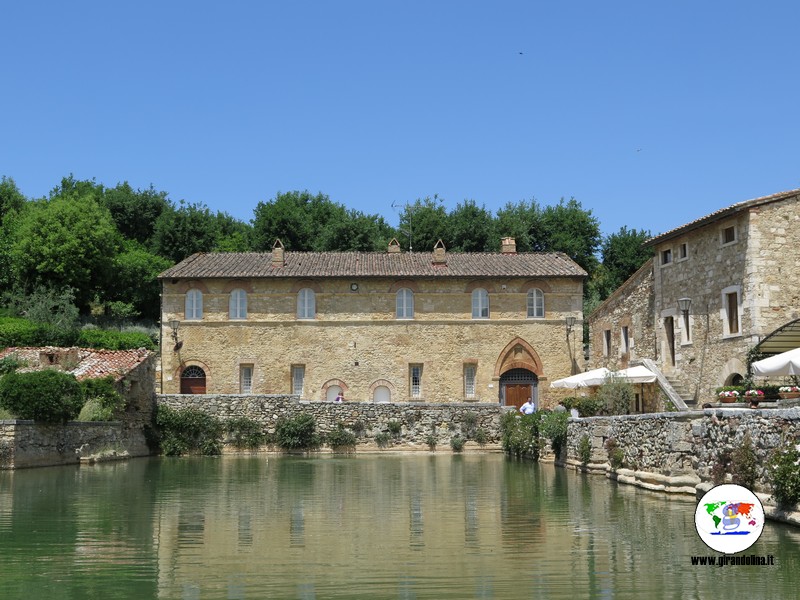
[500,459,546,549]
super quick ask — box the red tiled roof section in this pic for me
[158,251,587,279]
[0,347,150,382]
[645,189,800,246]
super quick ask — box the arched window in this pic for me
[326,385,343,402]
[229,289,247,320]
[297,288,315,319]
[396,288,414,319]
[373,385,391,403]
[180,365,206,394]
[471,288,489,319]
[185,289,203,320]
[527,288,544,318]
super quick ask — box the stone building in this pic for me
[589,189,800,406]
[158,238,586,409]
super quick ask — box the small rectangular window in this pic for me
[726,292,739,334]
[678,243,688,260]
[621,326,629,354]
[240,365,253,394]
[291,365,305,396]
[661,249,672,265]
[410,364,423,398]
[603,330,611,357]
[722,226,736,244]
[464,365,476,399]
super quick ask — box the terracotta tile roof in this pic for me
[0,347,150,381]
[645,189,800,246]
[158,250,587,279]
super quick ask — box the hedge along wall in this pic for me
[157,394,506,449]
[565,407,800,522]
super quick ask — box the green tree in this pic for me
[538,198,601,275]
[213,212,253,252]
[151,201,221,262]
[318,209,394,251]
[494,199,542,252]
[109,241,173,320]
[251,190,342,251]
[101,182,171,245]
[447,199,495,252]
[397,196,449,252]
[597,226,653,296]
[10,194,120,310]
[0,176,26,222]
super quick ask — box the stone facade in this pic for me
[158,394,506,450]
[589,190,800,404]
[158,242,586,409]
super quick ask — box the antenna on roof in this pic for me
[391,200,418,252]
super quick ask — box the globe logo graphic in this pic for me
[694,484,765,554]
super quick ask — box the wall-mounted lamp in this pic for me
[677,297,692,317]
[168,319,182,351]
[565,316,577,335]
[350,282,359,291]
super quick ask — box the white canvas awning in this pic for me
[752,347,800,377]
[550,365,658,389]
[550,368,611,389]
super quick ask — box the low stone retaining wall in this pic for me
[565,407,800,524]
[0,420,150,469]
[157,394,506,450]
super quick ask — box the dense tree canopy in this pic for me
[0,173,652,327]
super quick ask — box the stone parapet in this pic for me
[157,394,506,450]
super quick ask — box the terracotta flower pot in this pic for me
[719,396,737,403]
[779,392,800,400]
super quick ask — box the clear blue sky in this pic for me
[3,1,799,238]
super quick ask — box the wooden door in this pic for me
[505,384,530,410]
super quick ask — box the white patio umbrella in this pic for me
[751,347,800,377]
[615,365,658,383]
[550,367,611,389]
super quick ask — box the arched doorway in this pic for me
[500,368,538,410]
[326,385,343,402]
[180,365,206,394]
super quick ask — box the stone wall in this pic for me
[0,421,138,469]
[160,276,583,407]
[565,407,800,522]
[158,394,506,450]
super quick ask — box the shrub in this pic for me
[387,420,402,435]
[473,428,488,446]
[275,413,319,450]
[425,432,437,450]
[0,316,78,347]
[351,420,366,435]
[540,411,569,456]
[450,435,465,452]
[711,449,732,485]
[769,444,800,507]
[731,433,758,489]
[76,328,156,351]
[0,370,84,423]
[0,353,27,375]
[597,375,635,415]
[605,438,624,470]
[500,411,542,459]
[374,432,391,448]
[326,424,357,450]
[79,376,125,421]
[226,417,265,450]
[462,411,478,430]
[578,434,592,466]
[562,395,604,417]
[156,405,223,455]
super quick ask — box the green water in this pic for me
[1,454,798,599]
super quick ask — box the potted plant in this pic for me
[744,389,764,400]
[718,390,739,403]
[779,386,800,400]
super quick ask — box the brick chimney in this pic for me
[387,238,401,253]
[432,239,447,265]
[271,239,285,267]
[501,237,517,254]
